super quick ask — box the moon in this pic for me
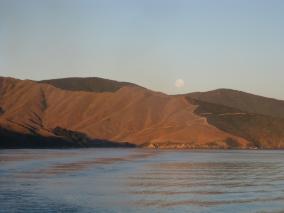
[175,79,185,88]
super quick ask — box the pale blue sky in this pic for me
[0,0,283,99]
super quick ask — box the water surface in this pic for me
[1,149,284,213]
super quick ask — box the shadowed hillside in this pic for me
[188,89,284,118]
[187,97,284,149]
[39,77,138,93]
[0,126,135,148]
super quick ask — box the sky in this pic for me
[0,0,283,99]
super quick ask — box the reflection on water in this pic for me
[1,149,284,213]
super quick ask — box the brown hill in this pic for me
[0,77,283,149]
[0,77,249,149]
[188,89,284,118]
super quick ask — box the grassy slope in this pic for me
[187,97,284,149]
[188,89,284,118]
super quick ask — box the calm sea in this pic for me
[1,149,284,213]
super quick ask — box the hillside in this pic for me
[188,89,284,118]
[187,97,284,149]
[0,76,284,149]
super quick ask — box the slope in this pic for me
[188,89,284,118]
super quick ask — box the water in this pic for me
[1,149,284,213]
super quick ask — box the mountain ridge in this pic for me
[39,77,140,93]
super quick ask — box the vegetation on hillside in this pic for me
[187,97,284,149]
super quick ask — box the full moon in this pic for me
[175,79,185,88]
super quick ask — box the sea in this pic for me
[1,149,284,213]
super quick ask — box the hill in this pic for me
[0,77,283,149]
[188,89,284,118]
[39,77,138,93]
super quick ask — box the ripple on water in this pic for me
[1,149,284,213]
[125,159,284,211]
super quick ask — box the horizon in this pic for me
[1,0,284,99]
